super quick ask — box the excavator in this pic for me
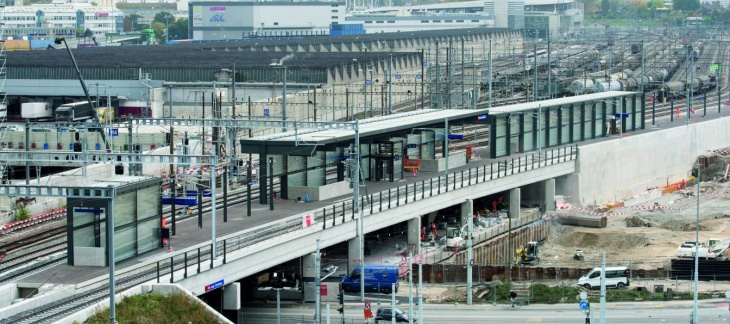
[515,241,540,265]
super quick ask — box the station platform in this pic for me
[15,95,730,288]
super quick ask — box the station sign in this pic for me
[205,279,224,292]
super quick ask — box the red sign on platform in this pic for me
[320,284,328,296]
[364,301,373,318]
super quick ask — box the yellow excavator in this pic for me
[515,241,540,266]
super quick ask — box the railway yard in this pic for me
[1,26,730,322]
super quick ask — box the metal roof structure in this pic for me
[241,108,485,149]
[487,91,638,114]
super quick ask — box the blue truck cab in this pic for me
[341,265,399,294]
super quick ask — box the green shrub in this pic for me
[84,292,220,324]
[15,206,30,221]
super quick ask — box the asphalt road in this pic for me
[240,299,730,323]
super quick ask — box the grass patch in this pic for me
[83,292,221,324]
[487,283,718,304]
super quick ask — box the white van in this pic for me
[577,267,630,290]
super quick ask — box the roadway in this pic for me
[240,299,730,323]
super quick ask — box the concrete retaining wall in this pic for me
[289,181,352,202]
[420,152,467,172]
[575,117,730,206]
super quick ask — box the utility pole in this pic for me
[488,39,493,108]
[315,239,321,324]
[466,205,473,305]
[599,252,606,324]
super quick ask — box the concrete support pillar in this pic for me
[347,237,362,275]
[302,253,317,302]
[460,199,473,227]
[544,178,556,212]
[509,188,520,220]
[407,217,421,255]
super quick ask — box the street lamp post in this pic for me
[692,163,701,324]
[270,62,288,132]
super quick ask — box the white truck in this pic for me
[21,102,53,119]
[676,239,730,258]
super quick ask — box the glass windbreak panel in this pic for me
[524,132,535,151]
[393,140,403,180]
[137,186,158,220]
[73,225,97,247]
[523,115,534,132]
[137,217,159,254]
[307,153,326,186]
[509,117,520,136]
[115,191,136,227]
[494,117,508,156]
[271,155,284,176]
[573,106,582,141]
[561,107,571,143]
[495,118,507,137]
[287,156,306,186]
[421,131,435,159]
[595,104,605,135]
[114,226,136,262]
[548,109,558,146]
[495,139,507,157]
[73,207,103,227]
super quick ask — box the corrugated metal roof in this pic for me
[246,108,486,145]
[487,91,638,114]
[245,92,638,146]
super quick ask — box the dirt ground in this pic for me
[404,154,730,302]
[541,179,730,270]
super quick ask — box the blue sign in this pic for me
[248,180,257,185]
[423,61,428,67]
[161,197,197,206]
[365,79,372,85]
[205,279,224,292]
[477,114,488,120]
[415,74,422,80]
[697,96,704,101]
[209,15,225,23]
[264,109,270,117]
[394,155,400,161]
[109,128,119,137]
[75,208,103,213]
[407,144,417,148]
[579,300,589,310]
[395,74,401,80]
[614,113,630,118]
[448,134,464,140]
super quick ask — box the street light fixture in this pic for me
[270,60,288,132]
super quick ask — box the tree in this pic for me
[154,11,175,25]
[167,18,188,40]
[150,21,166,43]
[673,0,700,12]
[125,13,143,32]
[602,0,610,13]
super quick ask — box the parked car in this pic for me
[0,125,19,131]
[374,307,414,323]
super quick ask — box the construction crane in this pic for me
[54,37,110,151]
